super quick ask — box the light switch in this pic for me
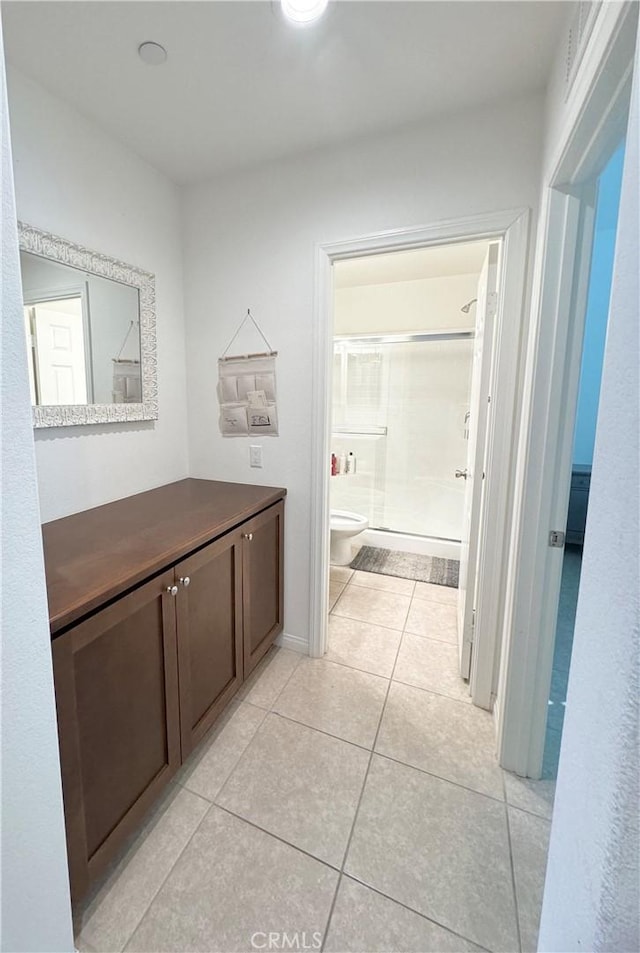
[249,445,263,468]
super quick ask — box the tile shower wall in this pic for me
[331,337,473,539]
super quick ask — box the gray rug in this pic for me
[350,546,459,588]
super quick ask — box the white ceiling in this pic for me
[1,1,567,186]
[334,240,489,287]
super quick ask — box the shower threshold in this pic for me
[360,527,461,561]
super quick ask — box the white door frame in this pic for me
[309,207,530,712]
[496,2,637,777]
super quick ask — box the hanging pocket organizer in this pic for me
[217,311,278,437]
[112,319,142,403]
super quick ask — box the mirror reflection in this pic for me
[21,250,142,406]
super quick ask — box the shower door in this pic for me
[331,333,474,541]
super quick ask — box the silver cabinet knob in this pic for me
[166,585,178,596]
[179,576,191,587]
[243,533,254,541]
[455,469,469,480]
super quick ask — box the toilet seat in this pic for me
[329,509,369,566]
[330,509,368,530]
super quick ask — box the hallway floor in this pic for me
[75,569,555,953]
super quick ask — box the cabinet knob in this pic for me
[243,533,254,541]
[179,576,191,587]
[166,585,178,596]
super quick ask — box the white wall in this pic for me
[0,33,74,953]
[538,23,640,951]
[83,274,140,403]
[183,94,544,646]
[334,273,478,334]
[7,68,189,522]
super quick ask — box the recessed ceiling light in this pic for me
[281,0,328,25]
[138,41,167,66]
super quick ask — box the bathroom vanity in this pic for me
[43,478,285,902]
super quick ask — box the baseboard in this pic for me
[276,631,309,655]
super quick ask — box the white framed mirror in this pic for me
[18,222,158,427]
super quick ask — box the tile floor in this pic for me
[74,568,555,953]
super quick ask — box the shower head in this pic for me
[461,298,477,313]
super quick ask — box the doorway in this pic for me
[309,209,530,717]
[330,241,490,557]
[542,139,626,778]
[327,240,497,690]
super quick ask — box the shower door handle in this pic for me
[455,468,469,480]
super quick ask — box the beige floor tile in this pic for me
[217,713,369,866]
[324,876,482,953]
[235,645,275,699]
[76,786,209,952]
[404,598,458,644]
[414,581,458,605]
[273,657,388,748]
[75,940,97,953]
[330,566,354,584]
[237,646,301,709]
[394,634,470,703]
[376,681,503,799]
[332,585,410,630]
[126,807,338,953]
[180,702,267,801]
[350,570,416,596]
[503,772,556,820]
[326,615,402,678]
[329,580,345,611]
[509,806,551,952]
[346,755,519,952]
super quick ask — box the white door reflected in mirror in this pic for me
[25,295,88,406]
[20,248,142,409]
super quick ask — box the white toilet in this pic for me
[330,510,369,565]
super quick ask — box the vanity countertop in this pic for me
[42,478,286,635]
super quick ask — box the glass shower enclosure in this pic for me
[331,332,474,547]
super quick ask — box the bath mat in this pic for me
[350,546,459,588]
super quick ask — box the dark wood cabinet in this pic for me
[52,569,181,901]
[175,529,244,758]
[44,480,285,903]
[242,500,284,677]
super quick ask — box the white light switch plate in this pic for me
[249,445,263,468]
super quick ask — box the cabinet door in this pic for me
[242,500,285,677]
[52,570,180,901]
[175,530,243,757]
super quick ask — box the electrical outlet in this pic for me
[249,445,263,468]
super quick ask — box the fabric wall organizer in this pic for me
[113,319,141,403]
[218,311,278,437]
